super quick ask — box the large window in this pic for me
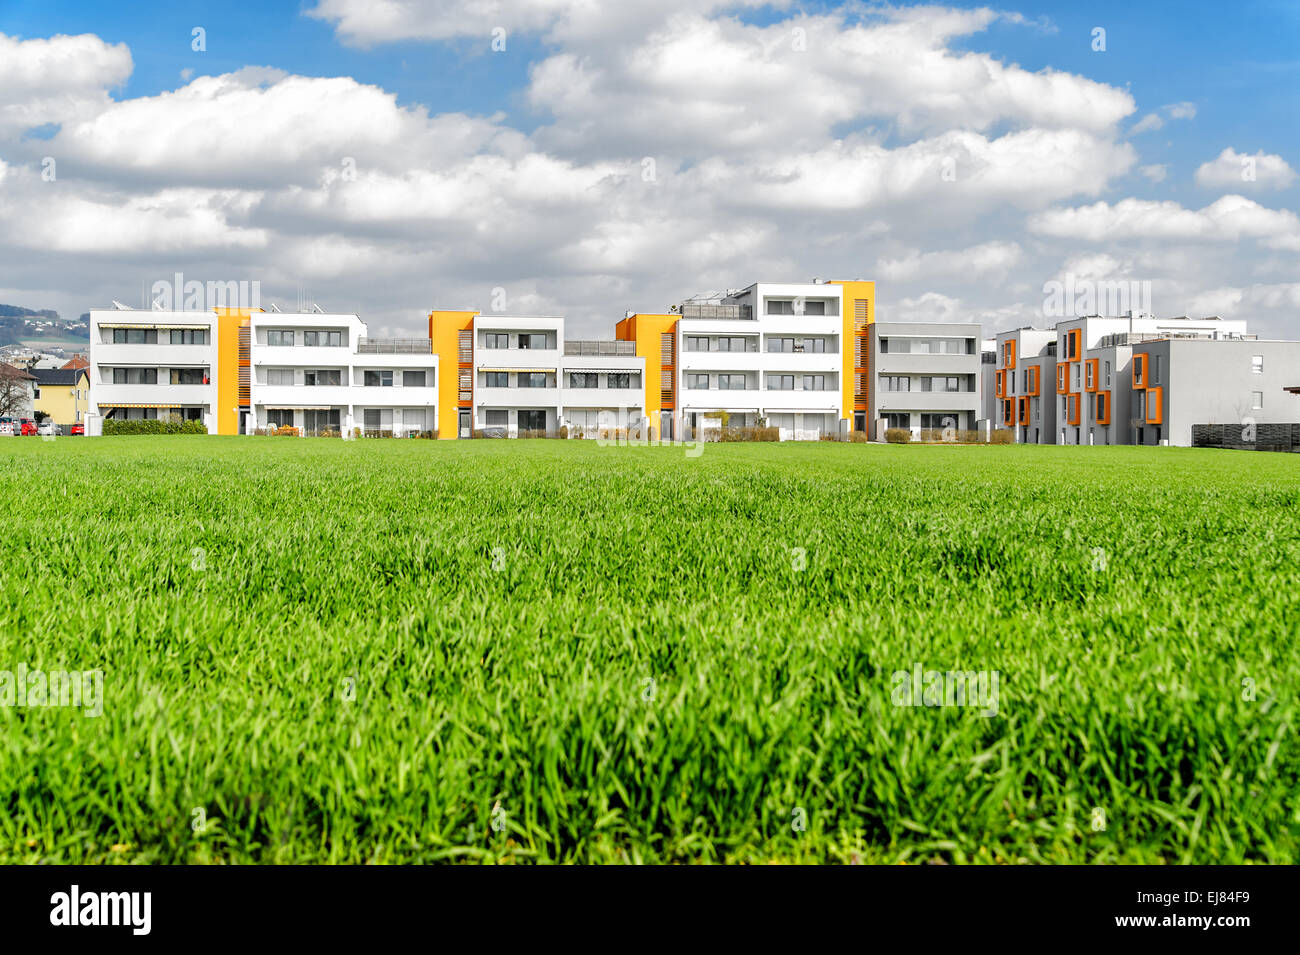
[267,409,294,428]
[519,333,547,349]
[266,329,295,346]
[608,373,631,389]
[687,374,710,390]
[518,410,547,431]
[1252,355,1264,374]
[881,337,971,355]
[403,370,426,387]
[484,371,508,387]
[920,376,962,393]
[266,368,294,386]
[881,375,910,392]
[304,330,343,347]
[718,374,747,390]
[885,413,910,430]
[363,409,393,431]
[112,368,157,384]
[767,338,795,353]
[801,338,826,353]
[112,328,157,344]
[484,333,508,349]
[518,372,548,388]
[304,369,342,386]
[715,337,748,352]
[364,370,394,387]
[802,301,826,315]
[803,374,826,391]
[169,329,208,345]
[169,368,205,385]
[569,373,599,389]
[766,300,795,315]
[686,336,709,352]
[485,410,508,426]
[767,375,794,391]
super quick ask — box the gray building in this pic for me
[869,322,982,439]
[1129,339,1300,446]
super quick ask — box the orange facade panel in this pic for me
[1096,390,1111,425]
[1002,338,1016,370]
[1026,365,1040,396]
[1132,353,1148,390]
[1084,358,1099,393]
[995,368,1006,398]
[1056,363,1067,395]
[1018,396,1030,425]
[1067,393,1081,426]
[1145,386,1163,424]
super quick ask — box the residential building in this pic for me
[0,363,36,417]
[869,322,982,439]
[31,366,91,427]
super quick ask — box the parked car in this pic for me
[19,418,36,436]
[37,420,57,437]
[0,417,14,437]
[69,422,85,436]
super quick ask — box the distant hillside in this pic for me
[0,306,90,347]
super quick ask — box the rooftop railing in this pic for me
[563,340,637,356]
[356,337,433,354]
[678,304,752,320]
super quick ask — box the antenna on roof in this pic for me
[111,300,130,310]
[269,303,282,313]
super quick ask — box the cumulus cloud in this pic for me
[875,241,1022,282]
[1028,195,1300,246]
[1195,147,1297,190]
[0,32,131,136]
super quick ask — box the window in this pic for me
[803,374,826,391]
[1252,355,1263,374]
[1252,391,1264,409]
[1104,361,1111,387]
[718,374,746,390]
[802,300,826,316]
[518,372,548,388]
[1152,355,1162,386]
[112,368,157,384]
[484,371,508,387]
[304,369,341,386]
[767,337,795,353]
[364,370,394,387]
[484,333,509,349]
[169,329,208,345]
[569,372,599,389]
[686,336,709,352]
[885,413,909,430]
[1074,364,1081,388]
[881,375,910,392]
[608,373,631,389]
[363,409,393,431]
[519,333,547,349]
[767,375,795,391]
[485,410,508,426]
[266,368,294,386]
[518,410,547,431]
[267,409,294,428]
[801,338,826,353]
[267,329,294,346]
[720,337,749,352]
[403,370,426,387]
[304,330,343,347]
[766,300,795,315]
[169,368,205,385]
[112,328,158,344]
[687,374,710,390]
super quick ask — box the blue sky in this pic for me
[0,0,1297,336]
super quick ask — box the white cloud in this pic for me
[1139,164,1167,182]
[0,32,132,136]
[1195,147,1297,190]
[1165,101,1197,120]
[1029,195,1300,245]
[1131,113,1163,134]
[875,241,1022,282]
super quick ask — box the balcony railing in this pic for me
[678,304,752,320]
[356,337,433,354]
[563,340,637,356]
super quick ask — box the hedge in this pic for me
[103,419,208,435]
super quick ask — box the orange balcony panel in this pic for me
[1146,386,1163,424]
[1096,390,1111,426]
[1132,354,1148,390]
[1018,396,1030,425]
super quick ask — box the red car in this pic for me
[69,423,85,436]
[19,418,36,436]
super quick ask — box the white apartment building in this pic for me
[250,311,438,436]
[88,307,221,432]
[672,281,849,439]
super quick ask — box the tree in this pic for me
[0,365,33,416]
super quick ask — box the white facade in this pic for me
[250,312,438,436]
[674,281,846,439]
[88,308,221,432]
[470,315,646,436]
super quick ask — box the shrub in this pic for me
[990,429,1014,444]
[719,426,779,442]
[103,419,209,436]
[885,428,911,444]
[272,425,300,437]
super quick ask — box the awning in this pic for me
[98,403,194,409]
[99,322,210,330]
[263,406,334,411]
[478,367,555,374]
[564,368,638,375]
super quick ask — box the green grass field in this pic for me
[1,437,1297,864]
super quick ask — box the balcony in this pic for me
[678,304,751,320]
[251,384,438,408]
[93,383,214,407]
[93,342,214,367]
[474,349,561,371]
[561,386,644,409]
[474,385,559,407]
